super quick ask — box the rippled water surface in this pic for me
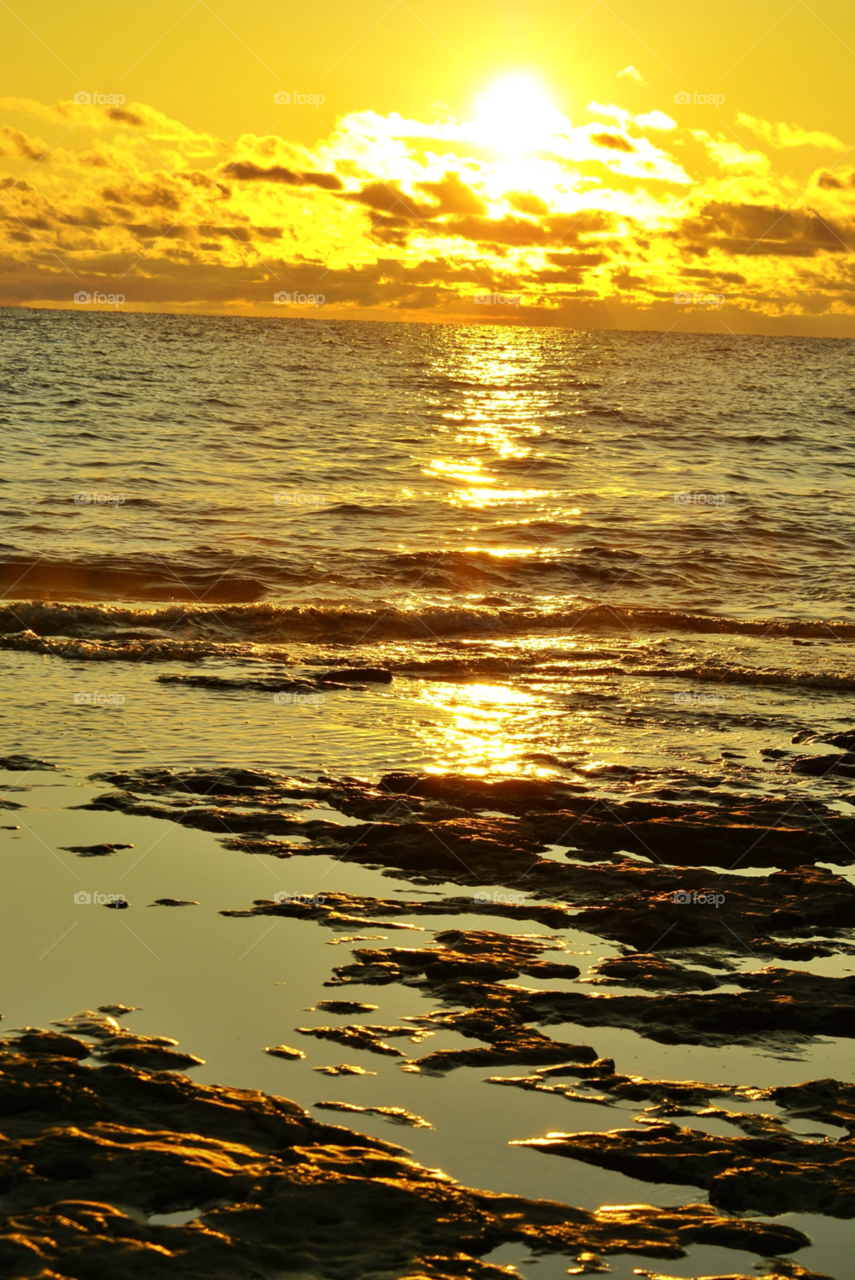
[3,309,855,619]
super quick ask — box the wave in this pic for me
[2,598,855,656]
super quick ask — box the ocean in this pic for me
[2,308,855,1278]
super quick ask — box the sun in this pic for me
[473,73,565,155]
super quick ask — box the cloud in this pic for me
[1,94,855,328]
[635,111,676,132]
[587,102,631,127]
[0,126,47,161]
[225,162,343,190]
[617,66,646,85]
[590,132,635,154]
[736,114,845,150]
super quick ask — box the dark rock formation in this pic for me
[0,1045,810,1278]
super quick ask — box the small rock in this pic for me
[264,1045,306,1060]
[313,1064,378,1076]
[314,1100,432,1128]
[149,898,199,906]
[61,844,134,857]
[315,1000,379,1014]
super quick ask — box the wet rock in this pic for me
[52,1012,123,1038]
[104,898,130,908]
[158,674,321,694]
[296,1025,416,1057]
[264,1045,306,1061]
[97,1004,140,1017]
[515,1116,855,1217]
[97,1035,179,1052]
[2,1031,91,1060]
[771,1078,855,1135]
[314,1101,433,1128]
[84,769,855,905]
[0,755,56,770]
[791,752,855,777]
[95,1045,206,1070]
[585,954,721,992]
[0,1042,808,1277]
[315,1000,379,1014]
[335,932,580,991]
[313,1064,378,1076]
[61,843,134,856]
[149,898,200,906]
[634,1267,833,1280]
[567,1253,609,1275]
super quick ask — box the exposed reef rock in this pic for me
[313,1100,433,1128]
[516,1114,855,1217]
[60,843,134,857]
[263,1045,305,1061]
[296,1024,426,1057]
[77,767,855,873]
[0,1043,811,1279]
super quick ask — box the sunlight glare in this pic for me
[473,73,566,155]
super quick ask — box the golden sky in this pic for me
[2,0,855,334]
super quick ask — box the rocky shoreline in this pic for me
[3,759,854,1277]
[0,1030,833,1279]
